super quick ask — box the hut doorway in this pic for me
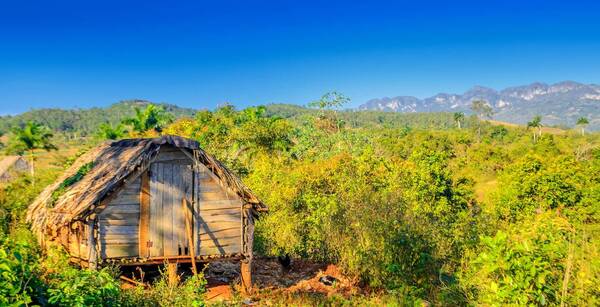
[148,162,195,257]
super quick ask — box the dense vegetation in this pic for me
[0,100,196,138]
[0,100,598,305]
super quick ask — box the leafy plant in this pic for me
[50,161,95,207]
[122,104,174,134]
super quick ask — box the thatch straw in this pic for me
[0,156,30,180]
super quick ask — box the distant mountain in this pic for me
[359,81,600,130]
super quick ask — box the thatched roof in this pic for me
[27,135,267,238]
[0,156,29,179]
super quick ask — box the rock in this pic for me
[319,275,337,286]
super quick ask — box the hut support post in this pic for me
[241,259,252,294]
[167,262,179,286]
[87,218,98,270]
[241,205,254,294]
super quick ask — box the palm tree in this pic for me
[453,112,465,129]
[97,122,126,140]
[576,117,589,136]
[12,122,57,183]
[471,100,493,139]
[527,115,543,142]
[122,104,174,134]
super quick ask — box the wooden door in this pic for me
[148,163,194,257]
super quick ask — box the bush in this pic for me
[461,213,571,305]
[42,247,121,307]
[142,266,207,307]
[0,238,43,306]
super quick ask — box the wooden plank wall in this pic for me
[195,163,243,256]
[148,146,194,257]
[95,145,245,260]
[97,176,141,258]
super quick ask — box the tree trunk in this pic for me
[457,121,461,129]
[581,127,585,136]
[30,149,35,185]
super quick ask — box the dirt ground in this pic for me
[203,257,360,304]
[118,257,361,304]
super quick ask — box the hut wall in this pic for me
[195,163,243,256]
[67,223,87,259]
[95,145,245,260]
[97,176,141,258]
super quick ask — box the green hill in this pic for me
[0,100,197,137]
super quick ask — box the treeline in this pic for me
[0,100,196,137]
[0,100,471,138]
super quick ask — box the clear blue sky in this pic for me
[1,0,600,114]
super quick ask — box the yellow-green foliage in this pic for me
[1,104,599,305]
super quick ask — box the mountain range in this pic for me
[359,81,600,130]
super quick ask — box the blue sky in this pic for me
[1,0,600,114]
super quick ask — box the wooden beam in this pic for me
[167,262,179,286]
[183,198,198,275]
[88,218,98,270]
[139,171,150,257]
[241,258,252,295]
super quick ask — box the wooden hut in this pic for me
[27,136,267,289]
[0,156,31,182]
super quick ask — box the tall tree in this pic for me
[11,121,57,183]
[471,100,493,139]
[527,115,543,143]
[122,104,174,134]
[576,117,589,136]
[308,91,350,132]
[453,112,465,129]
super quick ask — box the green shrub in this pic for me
[461,214,571,305]
[0,238,43,306]
[144,266,207,307]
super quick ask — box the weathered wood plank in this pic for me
[98,212,139,220]
[200,214,241,223]
[183,165,194,255]
[162,163,174,256]
[99,225,138,234]
[198,191,232,201]
[139,171,150,257]
[194,168,201,256]
[154,151,194,163]
[200,200,243,210]
[199,244,241,256]
[171,164,183,255]
[199,227,240,237]
[98,218,139,226]
[149,163,161,257]
[198,221,240,231]
[101,238,138,244]
[102,204,140,214]
[99,233,139,244]
[101,243,138,258]
[197,183,223,192]
[200,234,242,247]
[201,208,242,216]
[109,193,140,206]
